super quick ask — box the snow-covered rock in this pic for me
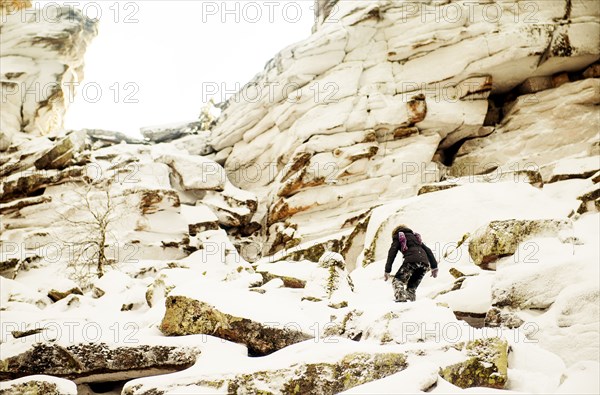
[468,219,571,269]
[256,260,317,289]
[439,337,509,389]
[0,375,77,395]
[153,150,226,191]
[208,0,600,241]
[123,340,407,395]
[527,281,600,365]
[0,3,98,146]
[0,342,199,383]
[453,79,600,178]
[160,294,312,356]
[484,307,524,329]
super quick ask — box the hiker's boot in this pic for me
[406,288,417,302]
[392,278,407,302]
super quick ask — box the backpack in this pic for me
[398,231,422,252]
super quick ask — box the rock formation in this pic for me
[0,1,599,393]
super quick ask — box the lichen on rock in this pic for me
[468,219,570,269]
[160,295,312,356]
[439,337,509,389]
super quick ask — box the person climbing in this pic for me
[383,225,438,302]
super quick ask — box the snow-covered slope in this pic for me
[0,1,599,394]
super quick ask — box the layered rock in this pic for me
[0,375,77,395]
[206,0,600,246]
[0,3,98,147]
[0,342,199,382]
[160,293,313,356]
[123,343,407,395]
[452,79,600,178]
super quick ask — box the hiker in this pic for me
[384,225,438,302]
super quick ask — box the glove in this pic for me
[384,272,390,282]
[430,268,438,278]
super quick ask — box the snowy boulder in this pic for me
[439,337,509,389]
[491,261,590,310]
[225,352,407,395]
[0,342,199,382]
[0,375,77,395]
[47,287,83,303]
[547,156,600,183]
[484,307,524,329]
[160,294,312,356]
[527,282,599,365]
[154,151,226,191]
[256,260,318,289]
[123,341,407,395]
[135,189,180,215]
[302,252,354,308]
[325,300,467,345]
[468,219,570,268]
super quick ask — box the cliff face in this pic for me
[209,0,599,249]
[0,2,98,149]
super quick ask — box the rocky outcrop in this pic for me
[0,3,98,147]
[160,295,312,356]
[0,342,199,383]
[124,350,407,395]
[207,0,599,243]
[574,182,600,215]
[33,130,88,170]
[468,219,570,269]
[452,79,600,178]
[226,352,407,395]
[440,338,509,389]
[0,375,77,395]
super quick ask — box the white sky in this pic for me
[40,1,316,136]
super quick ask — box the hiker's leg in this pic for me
[406,264,426,301]
[393,263,413,302]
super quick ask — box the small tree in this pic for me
[56,179,126,286]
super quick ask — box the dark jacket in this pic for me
[384,227,438,273]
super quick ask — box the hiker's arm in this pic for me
[385,238,400,273]
[423,243,438,269]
